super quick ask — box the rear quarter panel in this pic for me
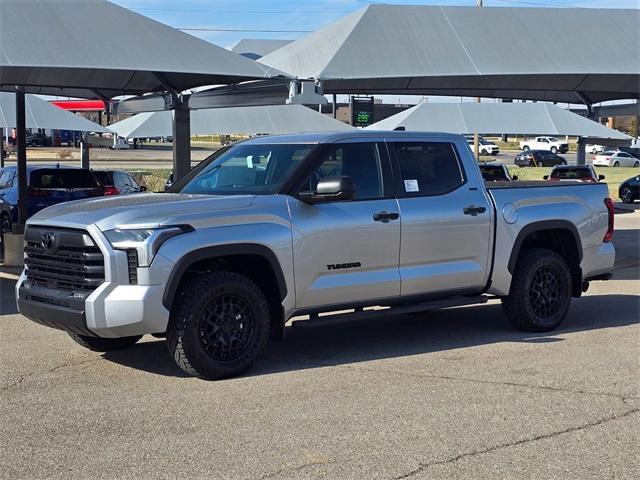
[488,183,614,295]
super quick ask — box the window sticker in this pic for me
[404,179,419,192]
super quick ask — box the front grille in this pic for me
[24,227,105,293]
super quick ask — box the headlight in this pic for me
[103,225,193,266]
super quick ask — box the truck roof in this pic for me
[242,131,467,145]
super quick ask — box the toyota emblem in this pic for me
[41,232,55,251]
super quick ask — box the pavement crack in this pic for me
[352,365,635,403]
[1,356,103,392]
[259,458,332,480]
[392,407,640,479]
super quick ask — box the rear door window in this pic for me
[390,142,465,196]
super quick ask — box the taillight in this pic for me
[603,197,614,242]
[103,186,119,196]
[26,186,51,197]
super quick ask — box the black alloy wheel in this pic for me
[528,265,563,319]
[620,186,635,204]
[199,293,256,362]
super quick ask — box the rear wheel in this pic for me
[166,271,271,380]
[634,161,639,168]
[68,333,142,352]
[620,186,635,204]
[502,248,572,332]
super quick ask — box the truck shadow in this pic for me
[102,293,639,379]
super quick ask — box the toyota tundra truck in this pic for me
[16,132,615,380]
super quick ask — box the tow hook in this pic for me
[582,281,590,293]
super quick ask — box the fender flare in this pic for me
[507,220,582,274]
[162,243,288,309]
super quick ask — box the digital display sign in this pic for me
[351,97,375,127]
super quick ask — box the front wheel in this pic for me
[68,333,142,352]
[550,146,557,154]
[166,271,271,380]
[559,160,567,165]
[634,161,639,168]
[613,161,620,167]
[523,146,530,151]
[480,149,488,156]
[591,148,597,154]
[502,248,572,332]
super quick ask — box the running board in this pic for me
[290,295,488,328]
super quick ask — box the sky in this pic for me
[111,0,640,49]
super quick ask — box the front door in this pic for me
[387,140,493,297]
[288,141,401,310]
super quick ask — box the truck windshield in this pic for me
[175,143,315,195]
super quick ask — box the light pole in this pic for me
[473,0,483,160]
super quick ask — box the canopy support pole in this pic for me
[173,98,191,181]
[153,72,191,182]
[0,127,5,168]
[80,134,90,169]
[15,87,27,230]
[576,136,586,166]
[333,94,337,119]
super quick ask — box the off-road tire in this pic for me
[166,271,271,380]
[68,333,142,352]
[502,248,572,333]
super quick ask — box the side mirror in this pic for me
[139,185,148,192]
[511,175,519,181]
[598,175,605,181]
[298,176,356,204]
[543,175,549,180]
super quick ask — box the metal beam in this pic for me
[15,87,27,229]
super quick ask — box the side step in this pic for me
[291,295,488,329]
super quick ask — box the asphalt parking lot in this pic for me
[1,210,638,480]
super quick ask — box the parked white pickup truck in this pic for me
[520,137,569,154]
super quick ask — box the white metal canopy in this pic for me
[366,102,631,141]
[109,105,353,139]
[260,5,640,104]
[0,92,109,132]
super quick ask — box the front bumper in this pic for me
[16,224,173,338]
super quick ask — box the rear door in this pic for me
[388,139,493,297]
[289,140,401,309]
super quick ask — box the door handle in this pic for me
[373,211,400,223]
[463,205,487,216]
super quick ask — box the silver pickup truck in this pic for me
[16,132,615,379]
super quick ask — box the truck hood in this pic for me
[27,193,255,230]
